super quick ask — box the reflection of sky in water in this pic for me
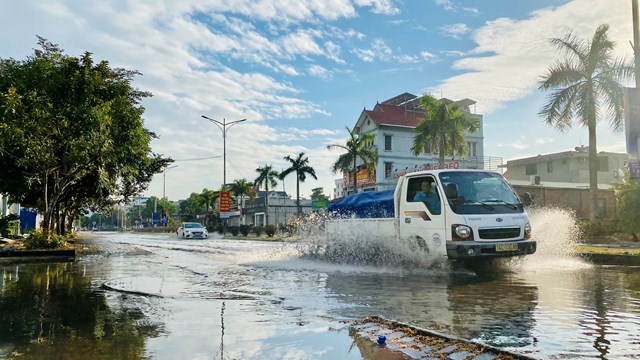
[2,212,640,359]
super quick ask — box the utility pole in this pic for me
[201,115,246,234]
[634,0,640,88]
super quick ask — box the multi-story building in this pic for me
[334,92,485,195]
[503,146,627,186]
[502,146,628,220]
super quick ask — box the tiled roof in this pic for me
[363,103,423,127]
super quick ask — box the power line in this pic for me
[173,155,223,162]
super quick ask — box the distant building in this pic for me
[236,191,312,227]
[334,92,493,197]
[502,146,628,220]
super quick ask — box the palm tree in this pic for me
[538,24,633,223]
[280,152,317,215]
[254,165,279,225]
[327,127,378,195]
[410,95,480,168]
[232,178,256,224]
[196,188,216,227]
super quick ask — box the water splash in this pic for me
[290,213,447,270]
[514,206,591,271]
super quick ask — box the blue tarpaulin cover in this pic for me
[329,190,395,218]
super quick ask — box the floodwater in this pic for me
[1,208,639,359]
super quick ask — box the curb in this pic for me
[353,315,539,360]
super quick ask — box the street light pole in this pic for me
[202,115,246,234]
[163,165,179,200]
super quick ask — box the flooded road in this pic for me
[1,210,640,359]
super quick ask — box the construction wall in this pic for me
[512,185,617,221]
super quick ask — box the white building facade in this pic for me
[335,92,486,195]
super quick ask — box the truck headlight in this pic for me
[452,224,473,241]
[524,222,532,239]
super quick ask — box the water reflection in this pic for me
[323,271,538,345]
[0,262,161,359]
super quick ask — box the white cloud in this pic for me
[308,64,333,80]
[440,23,470,39]
[434,0,454,11]
[354,0,400,15]
[429,0,632,115]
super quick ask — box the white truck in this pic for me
[326,169,536,261]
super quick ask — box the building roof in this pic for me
[363,103,423,127]
[361,93,478,129]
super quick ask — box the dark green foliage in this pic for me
[25,231,65,249]
[265,224,277,237]
[0,37,172,236]
[615,170,640,235]
[253,226,264,236]
[229,226,239,236]
[328,127,378,194]
[239,225,249,236]
[215,224,223,234]
[0,214,19,237]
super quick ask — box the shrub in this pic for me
[25,231,66,249]
[239,225,249,236]
[265,224,277,237]
[216,224,223,234]
[229,226,239,236]
[0,214,19,238]
[253,226,263,236]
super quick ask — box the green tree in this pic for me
[177,193,204,222]
[410,95,480,168]
[280,152,317,215]
[310,187,328,201]
[254,164,279,225]
[0,37,171,236]
[538,24,633,223]
[196,188,216,227]
[232,178,255,224]
[615,168,640,238]
[327,127,378,195]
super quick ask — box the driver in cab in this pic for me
[413,180,441,215]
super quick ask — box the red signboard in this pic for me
[219,191,231,212]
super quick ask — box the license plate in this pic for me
[496,243,519,252]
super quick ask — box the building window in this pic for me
[467,142,477,157]
[547,161,553,173]
[525,164,537,175]
[423,141,432,154]
[384,135,392,151]
[385,162,393,178]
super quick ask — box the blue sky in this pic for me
[0,0,634,200]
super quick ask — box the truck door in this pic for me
[399,174,447,257]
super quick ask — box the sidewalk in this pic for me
[575,242,640,265]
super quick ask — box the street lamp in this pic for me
[202,115,246,235]
[201,116,246,190]
[163,165,179,200]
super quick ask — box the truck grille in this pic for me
[479,227,520,239]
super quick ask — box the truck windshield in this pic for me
[438,171,523,214]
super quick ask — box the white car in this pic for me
[176,222,208,239]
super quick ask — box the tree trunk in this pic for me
[296,171,301,215]
[265,184,269,225]
[588,119,599,223]
[352,155,357,194]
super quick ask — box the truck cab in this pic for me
[397,170,536,259]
